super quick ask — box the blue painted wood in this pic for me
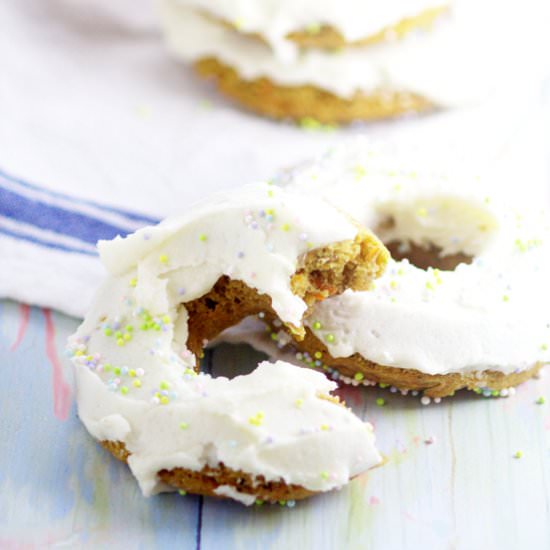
[1,300,550,549]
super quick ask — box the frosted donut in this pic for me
[168,0,449,54]
[264,142,550,398]
[157,0,545,123]
[68,183,388,504]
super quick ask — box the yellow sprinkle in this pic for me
[116,338,125,347]
[132,379,142,388]
[417,207,428,218]
[354,165,366,179]
[199,234,207,242]
[129,369,136,377]
[281,223,291,232]
[179,422,189,430]
[425,281,434,291]
[390,280,398,290]
[320,424,330,431]
[160,396,170,405]
[314,351,323,359]
[295,398,304,408]
[129,277,137,288]
[159,254,169,264]
[162,315,171,324]
[502,295,510,302]
[123,333,132,342]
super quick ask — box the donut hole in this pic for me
[384,240,473,271]
[374,197,498,270]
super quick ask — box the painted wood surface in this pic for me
[1,299,550,549]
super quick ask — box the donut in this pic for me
[68,183,389,504]
[259,142,550,399]
[170,0,449,51]
[208,5,448,51]
[157,0,542,123]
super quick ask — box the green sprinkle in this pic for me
[113,367,121,376]
[536,397,546,405]
[125,325,134,332]
[103,364,112,373]
[379,383,389,389]
[160,380,170,390]
[305,22,321,35]
[104,328,113,336]
[354,372,364,382]
[115,331,123,339]
[320,471,330,480]
[120,386,129,395]
[324,334,335,344]
[502,295,510,302]
[375,398,386,407]
[312,321,322,330]
[123,333,132,342]
[178,489,187,496]
[255,499,264,506]
[199,234,207,242]
[179,422,189,430]
[514,451,523,459]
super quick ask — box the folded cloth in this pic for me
[0,168,158,318]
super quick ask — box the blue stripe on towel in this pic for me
[0,226,97,256]
[0,186,133,245]
[0,168,159,226]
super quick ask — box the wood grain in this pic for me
[1,299,549,549]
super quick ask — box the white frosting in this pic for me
[281,141,550,376]
[168,0,448,59]
[69,183,381,502]
[158,0,548,107]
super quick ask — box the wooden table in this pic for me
[1,299,549,549]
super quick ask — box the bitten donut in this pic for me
[262,142,550,399]
[157,0,544,123]
[68,183,388,504]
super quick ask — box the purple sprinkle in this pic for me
[178,288,186,296]
[237,251,245,259]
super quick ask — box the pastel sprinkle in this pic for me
[320,471,330,480]
[312,321,322,330]
[129,278,137,288]
[132,379,142,388]
[199,234,208,242]
[159,254,169,264]
[514,451,523,459]
[354,372,364,382]
[295,398,304,408]
[536,397,545,405]
[179,422,189,430]
[120,386,129,395]
[375,398,386,407]
[178,490,187,496]
[324,334,335,344]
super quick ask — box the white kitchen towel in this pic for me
[1,0,550,318]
